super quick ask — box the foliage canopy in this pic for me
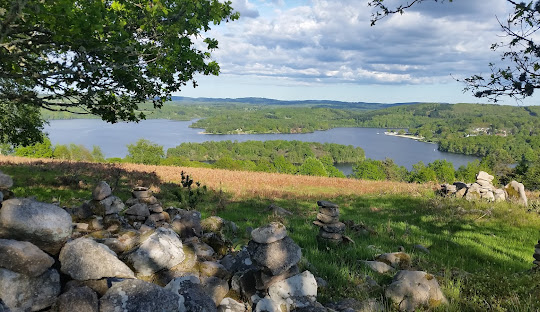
[0,0,238,145]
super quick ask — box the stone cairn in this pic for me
[441,171,528,206]
[247,222,318,311]
[313,200,346,244]
[534,240,540,269]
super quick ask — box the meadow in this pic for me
[1,155,539,311]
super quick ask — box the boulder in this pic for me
[255,298,282,312]
[0,239,55,277]
[476,171,494,182]
[0,198,72,254]
[100,279,180,312]
[505,180,528,206]
[125,203,150,217]
[267,271,318,311]
[171,210,202,238]
[0,171,13,189]
[0,268,60,312]
[89,196,125,216]
[218,298,246,312]
[255,265,299,290]
[165,276,217,312]
[59,237,135,280]
[54,286,98,312]
[202,276,230,306]
[127,227,185,276]
[202,216,226,233]
[385,270,447,311]
[248,236,302,276]
[200,261,231,280]
[493,189,506,202]
[360,260,394,274]
[251,222,287,244]
[191,240,215,260]
[92,181,112,201]
[374,252,411,269]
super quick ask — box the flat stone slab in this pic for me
[251,222,287,244]
[317,201,338,208]
[360,260,394,274]
[0,239,55,277]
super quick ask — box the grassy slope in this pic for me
[0,155,539,311]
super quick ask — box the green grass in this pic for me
[1,160,539,311]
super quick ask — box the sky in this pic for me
[176,0,540,105]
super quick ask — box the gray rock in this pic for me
[221,248,255,274]
[317,200,338,208]
[361,260,394,274]
[476,171,494,182]
[385,270,447,311]
[319,222,345,233]
[318,229,343,240]
[316,213,339,224]
[413,244,430,254]
[255,298,282,312]
[59,237,135,280]
[55,286,98,312]
[125,203,150,217]
[375,252,411,269]
[89,195,124,216]
[481,190,495,202]
[268,271,318,311]
[0,172,13,189]
[0,198,72,255]
[201,216,226,233]
[0,268,60,312]
[165,276,218,312]
[139,196,159,205]
[65,278,125,297]
[127,227,185,276]
[505,180,528,206]
[171,210,203,238]
[318,207,339,217]
[218,298,246,312]
[148,203,163,213]
[132,187,152,199]
[248,236,302,276]
[230,269,258,301]
[200,261,231,279]
[255,265,299,290]
[251,222,288,244]
[100,279,180,312]
[0,299,8,312]
[0,239,54,277]
[202,276,230,306]
[192,241,216,260]
[493,189,506,202]
[92,181,112,201]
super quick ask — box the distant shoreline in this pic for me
[384,131,425,141]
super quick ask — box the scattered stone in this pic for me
[441,171,513,204]
[248,236,302,276]
[361,260,395,274]
[413,244,430,254]
[0,268,60,312]
[506,180,528,206]
[265,203,293,216]
[251,222,287,244]
[0,198,72,255]
[375,252,411,270]
[267,271,318,311]
[255,298,282,312]
[255,265,300,290]
[165,276,217,312]
[100,279,181,312]
[317,200,339,208]
[59,237,135,280]
[385,270,447,311]
[202,276,230,306]
[476,171,494,182]
[54,286,98,312]
[218,298,246,312]
[127,227,185,276]
[0,171,13,189]
[92,181,112,201]
[0,239,55,277]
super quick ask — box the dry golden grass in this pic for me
[0,156,433,199]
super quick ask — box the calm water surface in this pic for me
[45,119,478,172]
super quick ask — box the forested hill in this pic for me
[168,96,420,110]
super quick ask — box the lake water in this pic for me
[44,119,478,172]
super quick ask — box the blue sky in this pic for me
[176,0,539,105]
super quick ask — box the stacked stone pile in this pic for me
[441,171,528,206]
[247,222,319,311]
[533,240,540,268]
[124,186,170,228]
[313,200,346,244]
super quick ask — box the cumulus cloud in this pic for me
[207,0,511,86]
[231,0,260,18]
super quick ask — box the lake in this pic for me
[44,119,478,173]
